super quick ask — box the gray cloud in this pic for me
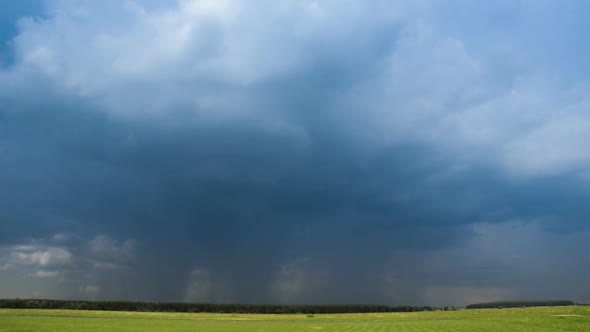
[0,0,589,306]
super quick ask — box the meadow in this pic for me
[0,306,589,331]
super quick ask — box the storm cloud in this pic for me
[1,0,590,306]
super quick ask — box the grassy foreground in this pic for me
[0,306,588,331]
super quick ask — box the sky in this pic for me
[1,0,590,307]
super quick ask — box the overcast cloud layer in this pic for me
[1,0,590,306]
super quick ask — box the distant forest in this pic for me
[465,300,575,309]
[0,299,578,313]
[0,299,434,313]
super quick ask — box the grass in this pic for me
[0,306,589,331]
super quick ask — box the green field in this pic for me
[0,306,589,331]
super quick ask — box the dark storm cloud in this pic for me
[1,0,590,306]
[0,97,468,302]
[2,96,590,304]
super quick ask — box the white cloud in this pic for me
[352,21,590,177]
[2,0,590,178]
[8,1,347,99]
[11,245,37,251]
[501,96,590,175]
[2,0,422,119]
[51,233,70,243]
[90,235,136,261]
[0,263,13,271]
[34,270,59,278]
[0,234,138,300]
[13,247,72,267]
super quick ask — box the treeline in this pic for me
[466,300,574,309]
[0,299,433,314]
